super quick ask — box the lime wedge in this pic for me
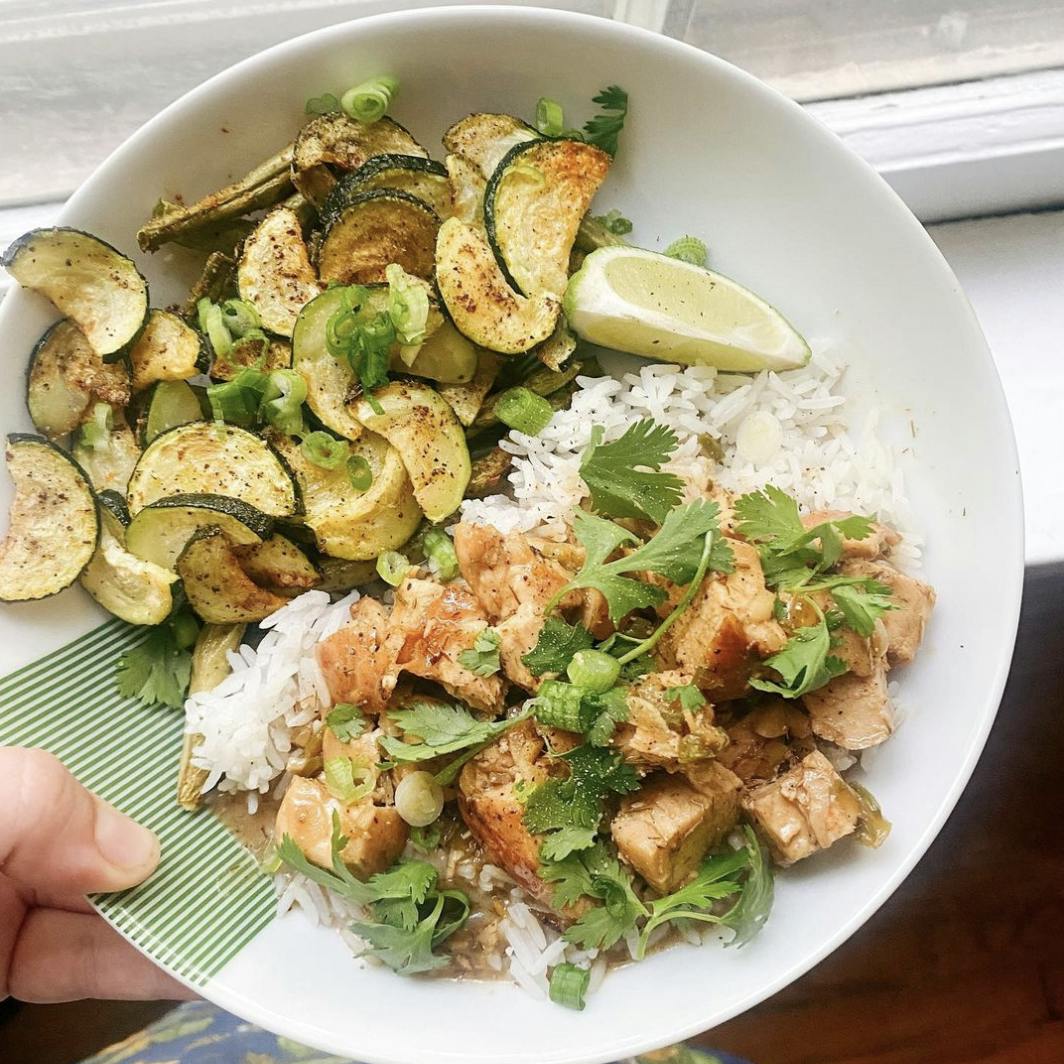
[563,246,810,372]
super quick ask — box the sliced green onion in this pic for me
[305,92,341,116]
[347,454,373,492]
[394,770,445,827]
[664,235,708,267]
[376,550,412,587]
[385,263,429,347]
[324,756,374,804]
[340,75,398,123]
[300,430,348,470]
[566,649,621,694]
[220,298,261,338]
[197,297,232,356]
[535,97,565,137]
[598,208,633,235]
[494,387,553,437]
[533,680,596,733]
[206,368,269,428]
[261,369,308,436]
[169,610,200,651]
[549,963,590,1010]
[79,402,113,452]
[422,527,459,582]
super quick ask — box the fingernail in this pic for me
[94,800,159,872]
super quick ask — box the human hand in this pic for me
[1,747,196,1003]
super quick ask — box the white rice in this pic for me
[459,350,922,568]
[184,589,360,796]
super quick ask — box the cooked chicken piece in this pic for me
[801,509,901,560]
[453,523,610,693]
[743,749,861,865]
[613,670,727,770]
[317,597,394,713]
[716,699,814,785]
[655,538,786,700]
[457,720,555,907]
[611,763,741,892]
[841,558,935,665]
[386,577,506,714]
[783,592,888,678]
[803,662,893,750]
[274,775,407,877]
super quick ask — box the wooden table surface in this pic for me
[2,563,1062,1064]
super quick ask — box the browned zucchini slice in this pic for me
[233,533,320,597]
[317,189,439,285]
[442,113,540,178]
[26,319,130,438]
[129,309,206,392]
[0,434,98,601]
[337,154,451,218]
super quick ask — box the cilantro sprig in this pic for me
[457,627,501,676]
[522,616,594,677]
[116,620,195,709]
[276,813,470,975]
[583,85,629,156]
[750,603,847,699]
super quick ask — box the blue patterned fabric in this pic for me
[78,1000,752,1064]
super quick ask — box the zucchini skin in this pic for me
[321,155,450,223]
[483,140,536,295]
[97,489,132,529]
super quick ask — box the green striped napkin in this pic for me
[0,618,275,987]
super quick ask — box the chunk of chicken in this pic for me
[743,749,861,865]
[613,670,728,771]
[611,763,741,893]
[841,558,935,665]
[274,775,407,878]
[317,597,394,713]
[453,523,610,693]
[386,577,506,713]
[803,663,893,750]
[800,509,901,560]
[655,538,786,700]
[716,699,814,785]
[457,721,555,906]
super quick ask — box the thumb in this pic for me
[0,748,159,896]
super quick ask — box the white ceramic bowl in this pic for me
[0,6,1023,1062]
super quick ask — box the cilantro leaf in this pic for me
[583,85,628,156]
[720,826,774,948]
[382,701,513,762]
[524,744,640,835]
[556,502,731,624]
[664,684,706,712]
[353,889,470,975]
[540,825,598,862]
[409,823,442,855]
[326,702,366,742]
[830,581,894,638]
[734,484,804,545]
[586,686,629,746]
[116,625,193,709]
[750,616,847,698]
[522,616,594,677]
[579,419,684,522]
[457,627,501,676]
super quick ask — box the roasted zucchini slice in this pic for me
[435,218,560,354]
[532,316,578,371]
[485,139,611,299]
[466,447,513,498]
[210,336,291,381]
[233,533,320,597]
[237,207,322,338]
[445,154,487,229]
[271,430,421,561]
[80,516,177,626]
[182,251,237,319]
[128,309,205,392]
[317,190,439,285]
[293,114,429,205]
[316,556,378,592]
[471,359,585,431]
[72,412,141,494]
[139,380,206,445]
[26,319,130,439]
[336,154,451,218]
[177,526,288,623]
[401,321,478,384]
[97,489,131,532]
[353,380,470,522]
[125,492,271,570]
[442,113,540,179]
[0,434,98,601]
[3,228,149,359]
[438,349,500,426]
[126,422,298,516]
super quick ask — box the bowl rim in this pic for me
[43,5,1024,1060]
